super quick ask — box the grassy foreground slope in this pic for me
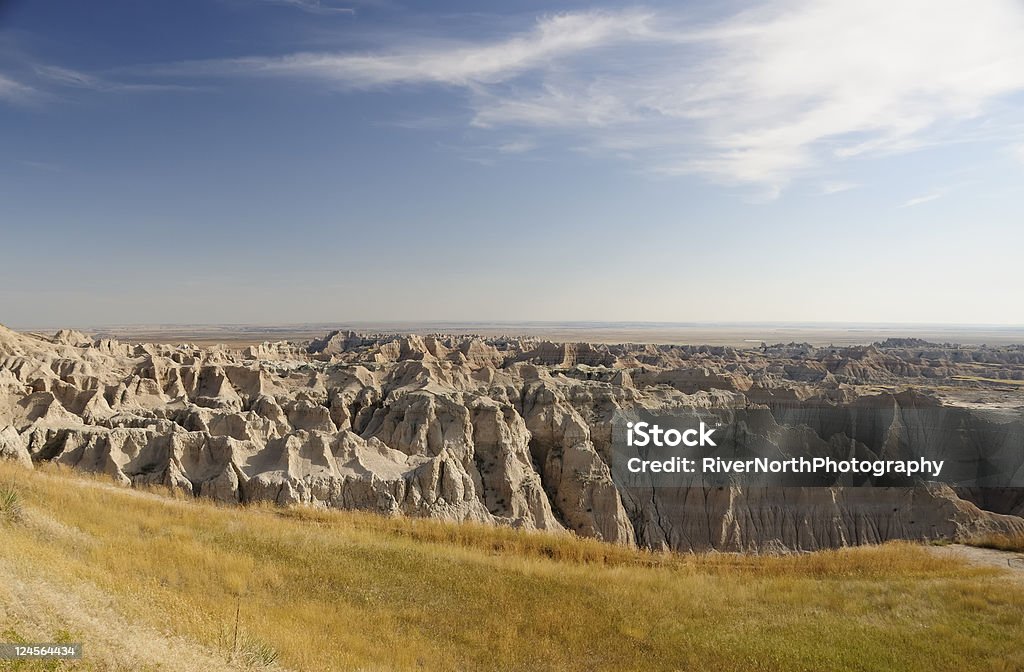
[1,463,1023,672]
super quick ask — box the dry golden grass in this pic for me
[2,461,1023,671]
[966,532,1024,553]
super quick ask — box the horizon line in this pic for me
[9,320,1024,331]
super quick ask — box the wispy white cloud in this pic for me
[180,10,656,87]
[496,139,537,154]
[145,1,1024,191]
[900,192,942,208]
[34,65,195,93]
[261,0,354,15]
[821,181,859,195]
[34,65,113,90]
[0,73,39,103]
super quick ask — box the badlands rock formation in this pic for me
[1,324,1022,551]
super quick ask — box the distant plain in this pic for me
[24,322,1024,348]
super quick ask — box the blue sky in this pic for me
[1,0,1022,327]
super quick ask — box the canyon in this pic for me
[2,324,1022,552]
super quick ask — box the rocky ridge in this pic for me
[2,324,1022,552]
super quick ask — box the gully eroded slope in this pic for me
[1,326,1021,551]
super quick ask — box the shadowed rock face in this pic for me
[1,324,1022,551]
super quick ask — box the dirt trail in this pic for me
[0,553,275,671]
[929,544,1024,582]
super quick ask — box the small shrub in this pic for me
[235,632,280,669]
[0,482,23,523]
[219,615,280,669]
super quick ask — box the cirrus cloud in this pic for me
[145,1,1024,191]
[0,73,39,103]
